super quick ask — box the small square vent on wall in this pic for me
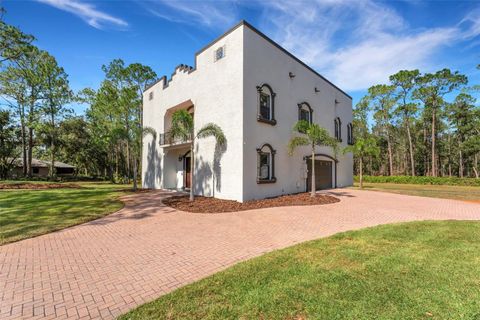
[214,45,226,62]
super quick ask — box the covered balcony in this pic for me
[160,99,194,148]
[159,131,192,147]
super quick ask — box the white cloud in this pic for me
[459,8,480,40]
[140,0,480,91]
[143,0,238,29]
[258,0,478,91]
[36,0,128,29]
[330,29,457,91]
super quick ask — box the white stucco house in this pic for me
[142,20,353,202]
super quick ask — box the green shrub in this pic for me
[354,175,480,187]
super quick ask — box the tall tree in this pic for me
[123,63,156,189]
[123,62,157,126]
[56,116,91,175]
[0,110,19,179]
[390,70,419,176]
[288,120,338,197]
[352,97,381,176]
[0,11,39,177]
[353,96,370,138]
[101,59,133,181]
[0,64,28,175]
[0,9,34,64]
[39,53,72,178]
[463,132,480,178]
[98,59,156,187]
[448,93,478,178]
[368,84,397,176]
[83,82,120,182]
[12,46,47,177]
[170,109,226,201]
[413,69,467,176]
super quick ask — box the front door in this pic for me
[306,160,333,191]
[184,156,191,189]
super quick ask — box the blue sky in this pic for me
[4,0,480,113]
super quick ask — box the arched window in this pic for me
[334,117,342,142]
[347,123,354,145]
[256,144,276,183]
[298,102,313,123]
[256,84,276,125]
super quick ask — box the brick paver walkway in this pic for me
[1,189,479,319]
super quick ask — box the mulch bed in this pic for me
[0,183,81,190]
[163,192,340,213]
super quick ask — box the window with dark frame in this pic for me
[334,117,342,142]
[350,123,353,144]
[298,102,313,123]
[347,123,354,145]
[258,152,270,180]
[256,84,276,125]
[259,92,271,120]
[256,144,276,183]
[299,109,310,122]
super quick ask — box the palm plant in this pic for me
[288,120,338,197]
[170,109,226,201]
[343,136,380,189]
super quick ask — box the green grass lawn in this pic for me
[353,182,480,201]
[0,182,131,245]
[120,221,480,320]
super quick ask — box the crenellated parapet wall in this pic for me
[146,64,196,91]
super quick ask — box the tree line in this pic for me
[0,9,157,188]
[353,68,480,179]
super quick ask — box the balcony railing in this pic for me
[159,132,192,146]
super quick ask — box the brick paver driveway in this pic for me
[1,189,479,319]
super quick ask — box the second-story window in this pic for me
[260,92,270,119]
[298,102,313,123]
[256,84,276,125]
[347,123,354,145]
[334,117,342,142]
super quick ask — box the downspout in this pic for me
[335,161,337,188]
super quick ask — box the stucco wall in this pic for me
[242,26,353,201]
[142,26,244,201]
[142,22,353,202]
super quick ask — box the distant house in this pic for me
[10,158,75,177]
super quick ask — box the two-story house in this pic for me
[142,20,353,202]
